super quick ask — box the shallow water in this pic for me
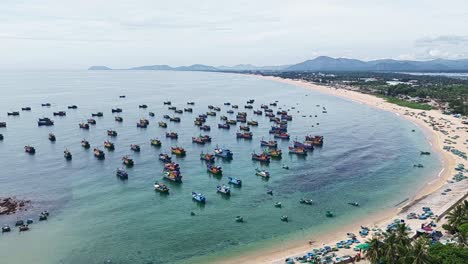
[0,71,441,264]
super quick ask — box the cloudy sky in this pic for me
[1,0,468,69]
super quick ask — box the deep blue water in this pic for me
[0,71,441,264]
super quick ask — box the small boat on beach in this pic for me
[171,146,186,156]
[228,177,242,186]
[154,182,169,193]
[48,133,56,142]
[107,130,117,137]
[24,145,36,154]
[159,153,171,163]
[122,156,134,167]
[200,152,215,162]
[104,140,115,150]
[255,168,270,177]
[116,168,128,179]
[207,164,223,175]
[166,132,178,139]
[94,148,105,159]
[64,149,72,160]
[252,153,270,163]
[216,185,230,195]
[81,139,90,148]
[192,192,206,203]
[130,144,140,152]
[214,147,233,159]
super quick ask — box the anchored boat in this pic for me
[116,168,128,179]
[255,168,270,178]
[200,152,215,162]
[94,148,105,159]
[260,140,277,148]
[166,132,178,139]
[48,133,56,142]
[130,144,140,152]
[38,118,54,126]
[171,147,186,156]
[228,177,242,186]
[104,140,114,150]
[252,153,270,163]
[81,139,90,148]
[64,149,72,160]
[159,153,172,163]
[192,192,206,203]
[154,182,169,193]
[214,147,233,159]
[216,185,230,195]
[288,146,307,155]
[207,164,223,175]
[24,145,36,154]
[151,139,162,147]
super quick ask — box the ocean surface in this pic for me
[0,71,441,264]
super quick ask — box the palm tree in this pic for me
[406,236,433,264]
[383,232,403,263]
[366,237,385,264]
[445,204,466,231]
[395,223,411,249]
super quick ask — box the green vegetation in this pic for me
[377,95,433,110]
[365,201,468,264]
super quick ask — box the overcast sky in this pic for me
[1,0,468,69]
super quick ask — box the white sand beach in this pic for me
[217,76,468,264]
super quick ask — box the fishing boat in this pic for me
[232,105,239,109]
[220,115,228,121]
[260,104,268,109]
[208,105,214,109]
[260,140,277,148]
[168,106,176,110]
[104,140,114,150]
[194,120,203,126]
[150,138,161,147]
[213,107,221,111]
[420,151,431,155]
[38,118,54,126]
[159,153,171,162]
[2,225,11,233]
[218,123,230,129]
[252,153,270,163]
[244,105,253,109]
[163,115,170,119]
[282,164,289,170]
[293,141,314,150]
[19,225,30,232]
[305,135,324,146]
[149,112,155,117]
[48,133,56,141]
[299,198,313,205]
[192,136,206,144]
[68,105,78,109]
[158,121,167,128]
[280,216,288,222]
[201,135,212,142]
[115,116,123,122]
[81,139,90,148]
[264,108,273,113]
[7,111,19,116]
[140,118,149,125]
[216,185,230,195]
[184,108,193,112]
[122,156,134,167]
[236,116,246,122]
[169,117,181,122]
[165,132,178,139]
[107,130,117,137]
[200,152,215,162]
[228,177,242,186]
[64,149,72,160]
[199,125,211,131]
[91,112,103,117]
[20,107,30,111]
[214,147,233,159]
[116,168,128,179]
[187,101,195,105]
[236,131,253,139]
[163,101,171,105]
[247,120,258,126]
[274,132,290,140]
[139,104,148,108]
[270,102,277,106]
[227,110,234,114]
[255,168,270,177]
[192,192,206,203]
[207,164,223,175]
[206,111,216,116]
[0,134,3,140]
[274,202,282,208]
[163,169,182,182]
[53,111,67,116]
[154,182,169,193]
[253,110,262,115]
[111,108,122,113]
[265,148,282,158]
[87,118,96,125]
[239,125,250,131]
[94,148,105,159]
[265,112,274,117]
[348,202,359,207]
[224,102,231,106]
[0,122,6,127]
[281,115,292,121]
[270,125,287,133]
[164,162,180,171]
[130,144,140,152]
[137,121,147,128]
[79,123,89,129]
[226,119,237,125]
[277,110,288,115]
[24,145,35,154]
[288,146,307,155]
[171,147,186,156]
[41,103,51,107]
[326,211,334,217]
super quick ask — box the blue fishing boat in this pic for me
[216,185,230,195]
[228,177,242,186]
[293,141,314,150]
[214,147,233,159]
[192,192,206,203]
[218,123,230,129]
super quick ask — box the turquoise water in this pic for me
[0,71,441,264]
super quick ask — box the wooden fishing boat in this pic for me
[214,147,233,159]
[213,106,221,111]
[149,112,155,117]
[255,168,270,177]
[206,111,216,116]
[91,112,103,117]
[94,148,105,159]
[247,120,258,126]
[137,122,147,128]
[38,118,54,126]
[140,118,149,125]
[194,120,203,126]
[64,149,72,160]
[224,102,231,106]
[184,108,193,112]
[116,168,128,179]
[68,105,78,109]
[216,185,230,195]
[24,145,35,154]
[7,111,19,116]
[236,116,246,123]
[154,182,169,193]
[192,192,206,203]
[207,164,223,175]
[274,132,290,140]
[166,132,178,139]
[281,115,292,121]
[122,156,134,167]
[130,144,140,152]
[159,153,171,162]
[87,118,96,125]
[163,170,182,182]
[150,138,161,147]
[220,115,228,121]
[164,162,180,171]
[288,146,307,155]
[293,141,314,150]
[171,147,186,156]
[81,139,90,148]
[114,116,123,122]
[270,102,277,106]
[218,123,230,129]
[201,135,211,142]
[260,140,277,148]
[200,152,215,162]
[159,121,167,128]
[192,136,206,144]
[252,153,270,163]
[139,104,148,108]
[226,119,237,125]
[111,108,122,113]
[0,134,3,140]
[104,140,114,150]
[169,117,180,122]
[107,130,117,137]
[199,125,211,131]
[253,110,262,115]
[236,131,253,139]
[265,148,282,158]
[48,133,56,142]
[239,125,250,131]
[163,101,171,105]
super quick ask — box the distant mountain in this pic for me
[88,66,111,70]
[88,57,468,72]
[285,56,468,72]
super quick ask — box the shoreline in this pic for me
[216,75,467,264]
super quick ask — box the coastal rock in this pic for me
[0,197,31,215]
